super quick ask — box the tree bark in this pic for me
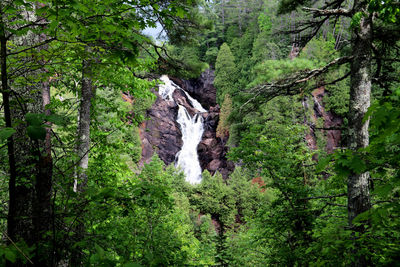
[1,4,20,259]
[71,57,94,266]
[348,1,372,265]
[2,3,54,265]
[75,59,94,192]
[33,81,53,267]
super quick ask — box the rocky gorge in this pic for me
[138,69,234,180]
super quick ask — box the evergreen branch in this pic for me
[301,193,346,200]
[241,56,352,112]
[308,71,351,91]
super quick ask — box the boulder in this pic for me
[208,159,222,171]
[172,89,198,117]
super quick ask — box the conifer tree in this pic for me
[214,43,238,103]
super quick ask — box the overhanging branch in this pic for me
[240,56,352,111]
[302,7,352,17]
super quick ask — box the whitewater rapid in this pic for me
[158,75,206,184]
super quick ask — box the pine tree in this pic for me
[214,43,238,104]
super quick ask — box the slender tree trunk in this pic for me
[1,5,19,259]
[71,57,94,266]
[2,4,54,265]
[32,5,54,262]
[33,81,53,267]
[348,1,372,265]
[75,59,94,192]
[2,8,35,267]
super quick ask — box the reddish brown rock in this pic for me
[171,69,217,109]
[139,92,182,166]
[304,87,343,157]
[208,159,222,171]
[172,89,198,117]
[138,70,234,179]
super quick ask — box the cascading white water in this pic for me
[159,75,206,184]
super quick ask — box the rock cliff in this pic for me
[303,86,343,159]
[138,70,234,178]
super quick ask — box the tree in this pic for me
[239,0,400,264]
[214,42,238,103]
[0,2,57,265]
[0,0,207,265]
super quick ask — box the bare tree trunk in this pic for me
[75,59,94,192]
[71,57,94,266]
[33,81,54,267]
[0,5,20,260]
[348,1,372,266]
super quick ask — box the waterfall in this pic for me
[159,75,206,184]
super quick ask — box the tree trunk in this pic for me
[33,81,53,267]
[2,3,54,265]
[348,1,372,265]
[71,57,94,266]
[75,59,94,192]
[1,6,20,262]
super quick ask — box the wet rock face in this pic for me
[172,89,199,116]
[198,105,235,179]
[139,70,234,179]
[139,94,182,166]
[305,87,343,155]
[171,69,217,110]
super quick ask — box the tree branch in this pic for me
[301,193,346,200]
[302,7,352,17]
[240,56,352,112]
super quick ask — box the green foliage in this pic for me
[258,9,272,33]
[0,128,15,141]
[82,156,202,266]
[250,58,318,87]
[227,167,272,220]
[299,34,350,116]
[214,43,238,103]
[216,94,232,139]
[369,0,400,23]
[278,0,311,14]
[3,0,400,265]
[167,45,209,78]
[191,171,236,227]
[252,32,283,63]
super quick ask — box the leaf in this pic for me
[27,125,46,140]
[349,154,367,174]
[4,248,16,263]
[351,11,364,28]
[0,128,16,141]
[25,113,44,126]
[94,243,105,259]
[46,114,66,125]
[374,184,393,197]
[176,7,185,18]
[316,155,332,173]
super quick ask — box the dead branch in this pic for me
[303,7,352,17]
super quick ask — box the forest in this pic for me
[0,0,400,266]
